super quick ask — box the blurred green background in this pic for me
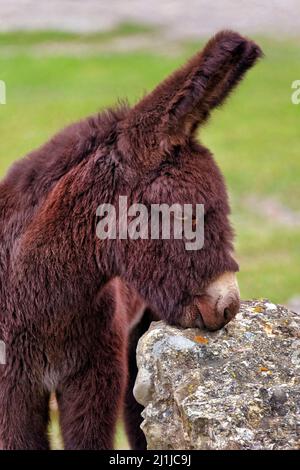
[0,24,299,449]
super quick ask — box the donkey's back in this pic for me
[0,108,127,271]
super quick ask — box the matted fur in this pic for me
[0,31,262,450]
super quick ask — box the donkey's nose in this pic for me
[222,299,240,324]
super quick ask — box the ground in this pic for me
[1,1,300,37]
[0,25,299,448]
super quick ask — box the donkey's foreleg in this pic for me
[56,309,128,450]
[0,360,50,450]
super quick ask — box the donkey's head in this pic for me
[107,31,262,330]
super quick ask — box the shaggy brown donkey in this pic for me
[0,31,262,450]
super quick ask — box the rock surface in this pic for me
[134,300,300,450]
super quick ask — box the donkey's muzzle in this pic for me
[194,272,240,331]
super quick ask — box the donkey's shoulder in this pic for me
[2,105,129,199]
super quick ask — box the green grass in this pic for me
[0,29,299,448]
[0,22,155,46]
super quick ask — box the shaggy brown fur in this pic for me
[0,31,262,449]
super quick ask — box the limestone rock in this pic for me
[133,300,300,450]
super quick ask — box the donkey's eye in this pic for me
[173,214,197,226]
[174,214,188,221]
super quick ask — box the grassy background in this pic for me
[0,25,299,448]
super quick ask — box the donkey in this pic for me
[0,31,262,450]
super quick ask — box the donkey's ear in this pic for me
[125,30,262,153]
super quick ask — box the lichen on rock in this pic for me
[133,300,300,450]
